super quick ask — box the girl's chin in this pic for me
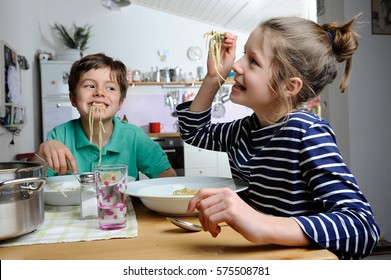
[228,93,244,106]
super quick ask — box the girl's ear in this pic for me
[284,77,302,98]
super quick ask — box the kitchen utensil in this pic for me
[167,217,229,232]
[165,90,180,116]
[166,217,202,232]
[0,162,46,240]
[211,101,226,118]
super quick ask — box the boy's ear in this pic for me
[69,93,77,106]
[284,77,302,98]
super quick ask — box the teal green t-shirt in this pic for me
[47,117,171,179]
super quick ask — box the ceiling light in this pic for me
[101,0,131,10]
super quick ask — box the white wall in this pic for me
[0,0,42,160]
[322,0,391,242]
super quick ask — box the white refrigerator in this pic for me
[40,60,80,141]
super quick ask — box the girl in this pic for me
[177,16,380,259]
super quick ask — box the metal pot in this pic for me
[0,162,46,240]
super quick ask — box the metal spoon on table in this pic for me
[166,217,203,232]
[167,217,230,232]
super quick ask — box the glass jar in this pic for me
[80,172,98,220]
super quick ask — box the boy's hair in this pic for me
[259,15,360,112]
[68,53,129,103]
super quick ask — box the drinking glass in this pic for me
[94,164,128,230]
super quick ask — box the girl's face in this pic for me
[70,67,123,121]
[230,29,281,125]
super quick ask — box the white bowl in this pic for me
[44,175,135,206]
[44,175,81,206]
[127,176,248,216]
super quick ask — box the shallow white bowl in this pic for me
[44,175,81,206]
[44,175,135,206]
[127,176,248,216]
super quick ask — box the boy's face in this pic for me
[70,67,123,121]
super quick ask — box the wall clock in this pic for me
[187,46,203,61]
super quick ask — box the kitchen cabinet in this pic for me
[184,143,231,177]
[40,61,79,140]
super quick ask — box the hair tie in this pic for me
[327,31,335,44]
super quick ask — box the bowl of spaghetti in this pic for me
[127,176,248,216]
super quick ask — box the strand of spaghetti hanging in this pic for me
[204,31,226,88]
[89,103,106,166]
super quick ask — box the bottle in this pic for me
[80,172,98,220]
[122,115,128,122]
[132,70,141,82]
[196,66,204,81]
[155,66,160,82]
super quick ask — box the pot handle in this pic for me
[0,177,46,192]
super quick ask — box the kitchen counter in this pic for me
[0,200,337,260]
[147,132,180,138]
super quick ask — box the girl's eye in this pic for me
[249,57,259,66]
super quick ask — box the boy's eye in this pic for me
[106,86,117,92]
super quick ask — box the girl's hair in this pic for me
[259,15,360,111]
[68,53,129,103]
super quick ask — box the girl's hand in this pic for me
[35,140,78,175]
[187,187,264,242]
[189,32,237,112]
[187,187,311,246]
[205,32,237,83]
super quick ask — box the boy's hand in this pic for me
[36,140,78,175]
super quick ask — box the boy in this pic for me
[34,53,176,179]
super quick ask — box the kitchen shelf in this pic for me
[129,81,202,87]
[129,81,233,87]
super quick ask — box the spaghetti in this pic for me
[89,102,107,165]
[173,187,198,196]
[204,31,226,87]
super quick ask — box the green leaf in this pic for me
[52,23,93,51]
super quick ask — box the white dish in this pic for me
[44,175,135,206]
[127,176,248,216]
[44,175,81,206]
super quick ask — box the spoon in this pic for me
[166,217,203,232]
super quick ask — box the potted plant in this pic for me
[52,23,92,60]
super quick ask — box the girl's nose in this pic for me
[232,60,243,75]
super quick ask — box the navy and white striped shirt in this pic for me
[177,101,380,259]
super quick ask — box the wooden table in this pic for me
[0,201,337,260]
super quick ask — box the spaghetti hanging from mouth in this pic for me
[89,102,107,166]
